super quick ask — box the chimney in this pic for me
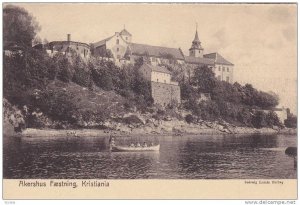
[67,34,71,42]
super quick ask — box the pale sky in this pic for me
[12,3,297,113]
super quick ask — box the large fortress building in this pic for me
[34,27,234,83]
[92,27,234,83]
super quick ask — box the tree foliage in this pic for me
[3,48,53,105]
[3,4,41,48]
[191,65,216,93]
[284,112,297,128]
[180,65,280,127]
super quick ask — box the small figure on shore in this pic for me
[136,143,141,147]
[143,142,147,147]
[130,143,134,147]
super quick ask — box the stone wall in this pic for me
[151,82,181,106]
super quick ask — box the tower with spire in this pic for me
[189,23,204,58]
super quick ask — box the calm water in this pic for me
[3,134,297,179]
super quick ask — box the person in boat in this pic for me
[111,137,115,146]
[143,142,147,147]
[136,143,141,147]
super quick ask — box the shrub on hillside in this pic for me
[34,89,79,124]
[237,108,253,127]
[185,114,194,124]
[284,114,297,128]
[252,111,267,128]
[266,111,282,128]
[72,57,91,87]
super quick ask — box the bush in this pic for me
[185,114,194,124]
[237,108,253,127]
[33,89,79,124]
[284,114,297,128]
[266,111,282,128]
[252,111,267,128]
[72,57,91,87]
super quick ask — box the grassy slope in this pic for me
[47,80,127,117]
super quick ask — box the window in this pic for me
[157,79,159,82]
[117,55,120,59]
[164,80,166,83]
[227,67,229,72]
[218,66,221,71]
[116,39,119,44]
[199,50,200,53]
[117,48,119,52]
[222,67,225,72]
[226,76,230,82]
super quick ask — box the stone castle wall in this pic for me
[151,82,181,106]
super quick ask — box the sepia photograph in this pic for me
[2,2,297,200]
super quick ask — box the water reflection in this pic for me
[3,134,297,179]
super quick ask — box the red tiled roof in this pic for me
[141,63,171,74]
[204,52,234,66]
[184,56,215,65]
[130,43,184,60]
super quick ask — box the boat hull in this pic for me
[111,145,160,152]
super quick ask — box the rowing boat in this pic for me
[110,144,160,152]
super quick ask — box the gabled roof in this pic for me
[203,52,234,66]
[141,63,171,74]
[120,29,132,36]
[93,36,113,48]
[184,56,215,65]
[130,43,184,60]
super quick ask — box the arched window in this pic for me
[116,39,119,44]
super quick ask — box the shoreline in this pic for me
[15,126,297,138]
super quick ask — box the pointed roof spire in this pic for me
[189,23,203,51]
[193,22,200,42]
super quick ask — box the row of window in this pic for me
[216,66,230,72]
[217,75,230,82]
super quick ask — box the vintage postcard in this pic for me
[2,2,297,201]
